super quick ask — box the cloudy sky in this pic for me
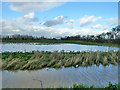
[1,2,118,38]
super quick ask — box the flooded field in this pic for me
[2,1,120,89]
[1,43,119,88]
[2,64,118,88]
[1,43,120,52]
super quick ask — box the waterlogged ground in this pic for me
[1,43,120,52]
[2,64,118,88]
[1,43,119,88]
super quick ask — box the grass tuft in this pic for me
[2,50,120,70]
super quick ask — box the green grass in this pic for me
[57,81,120,89]
[1,82,119,89]
[2,39,120,47]
[1,50,120,70]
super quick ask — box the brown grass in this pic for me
[2,50,120,70]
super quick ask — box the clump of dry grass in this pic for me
[64,60,73,67]
[54,60,64,68]
[2,50,120,70]
[30,52,43,60]
[5,59,20,70]
[103,56,109,66]
[73,57,82,66]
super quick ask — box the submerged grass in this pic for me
[1,50,120,70]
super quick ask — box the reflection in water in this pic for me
[2,64,118,88]
[1,43,120,52]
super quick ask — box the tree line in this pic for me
[1,25,120,44]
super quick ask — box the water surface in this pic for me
[2,64,118,88]
[1,43,120,52]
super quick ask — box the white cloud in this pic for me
[80,28,108,35]
[12,29,20,32]
[69,19,74,22]
[103,25,109,30]
[2,0,71,2]
[24,12,34,18]
[79,15,102,27]
[42,16,68,27]
[1,12,39,35]
[29,26,106,37]
[1,13,111,38]
[15,12,38,25]
[1,19,22,34]
[9,2,65,13]
[107,18,118,26]
[91,24,112,30]
[1,18,109,37]
[91,17,118,30]
[2,0,119,2]
[92,24,103,29]
[66,19,74,28]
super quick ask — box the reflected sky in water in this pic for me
[1,43,120,52]
[2,64,118,88]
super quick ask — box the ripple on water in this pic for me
[2,64,118,88]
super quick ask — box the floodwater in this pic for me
[1,43,119,88]
[2,64,118,88]
[1,43,120,52]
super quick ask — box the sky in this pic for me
[1,2,118,38]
